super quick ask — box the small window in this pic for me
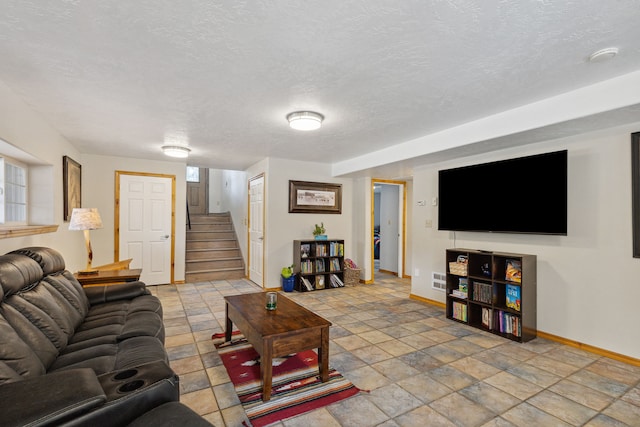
[0,157,27,224]
[186,166,200,183]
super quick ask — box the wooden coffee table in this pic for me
[224,292,331,401]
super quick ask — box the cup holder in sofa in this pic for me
[113,369,138,381]
[98,361,179,403]
[118,380,146,394]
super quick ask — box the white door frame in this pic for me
[115,171,176,284]
[371,178,407,282]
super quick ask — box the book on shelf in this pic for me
[330,258,341,272]
[301,276,314,291]
[505,284,521,311]
[329,242,344,257]
[481,307,492,329]
[329,274,344,288]
[451,289,467,299]
[301,260,313,274]
[493,310,521,337]
[472,281,492,304]
[316,275,325,289]
[458,278,468,295]
[452,301,468,322]
[315,244,328,257]
[315,259,326,272]
[505,259,522,283]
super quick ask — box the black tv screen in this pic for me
[438,150,567,235]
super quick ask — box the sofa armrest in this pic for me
[84,281,150,305]
[0,369,106,427]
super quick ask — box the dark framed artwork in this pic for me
[289,180,342,214]
[632,133,640,257]
[63,156,81,221]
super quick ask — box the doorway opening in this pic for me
[371,179,406,282]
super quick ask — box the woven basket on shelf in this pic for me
[344,267,361,286]
[448,262,468,276]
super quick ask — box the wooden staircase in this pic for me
[185,212,245,282]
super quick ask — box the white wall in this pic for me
[81,154,187,281]
[404,180,413,277]
[246,158,354,289]
[221,169,248,266]
[352,177,370,281]
[0,79,86,266]
[208,169,224,213]
[411,123,640,359]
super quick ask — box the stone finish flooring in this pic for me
[150,274,640,426]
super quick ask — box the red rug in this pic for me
[212,332,361,427]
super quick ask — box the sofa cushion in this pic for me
[10,247,90,318]
[1,302,60,370]
[50,335,168,374]
[0,253,43,298]
[0,254,63,370]
[78,309,164,341]
[9,246,67,275]
[0,314,45,383]
[43,271,90,319]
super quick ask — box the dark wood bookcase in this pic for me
[293,239,344,291]
[445,248,537,342]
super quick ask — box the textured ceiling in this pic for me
[0,1,639,176]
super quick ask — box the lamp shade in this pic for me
[68,208,103,230]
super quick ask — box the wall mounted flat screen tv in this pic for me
[438,150,567,235]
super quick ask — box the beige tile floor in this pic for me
[150,274,640,427]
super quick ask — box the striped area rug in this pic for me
[212,333,361,427]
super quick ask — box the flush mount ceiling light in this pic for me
[161,145,191,158]
[287,111,324,131]
[589,47,619,63]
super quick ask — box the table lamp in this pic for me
[68,208,103,274]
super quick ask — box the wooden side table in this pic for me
[74,269,142,287]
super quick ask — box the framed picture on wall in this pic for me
[63,155,81,221]
[288,180,342,214]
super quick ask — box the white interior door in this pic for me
[118,173,174,285]
[248,175,264,286]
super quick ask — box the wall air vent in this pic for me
[432,272,446,291]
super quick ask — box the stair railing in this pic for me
[186,202,191,230]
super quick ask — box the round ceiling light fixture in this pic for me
[287,111,324,131]
[161,145,191,158]
[589,47,619,63]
